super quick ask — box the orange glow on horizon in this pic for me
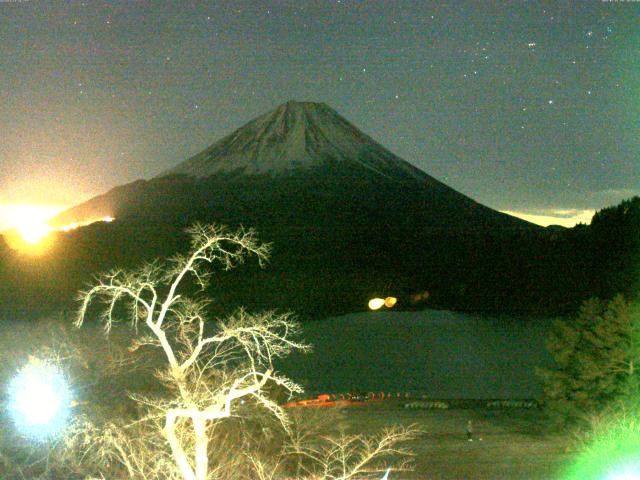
[0,204,61,255]
[16,222,50,245]
[4,225,56,256]
[1,204,115,255]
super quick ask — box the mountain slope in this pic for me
[52,101,531,233]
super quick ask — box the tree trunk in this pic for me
[194,418,209,480]
[166,411,196,480]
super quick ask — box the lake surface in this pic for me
[0,308,558,400]
[279,309,557,399]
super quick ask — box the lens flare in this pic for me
[7,357,73,440]
[564,421,640,480]
[605,464,640,480]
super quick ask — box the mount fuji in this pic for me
[160,100,437,181]
[6,101,552,317]
[52,101,530,231]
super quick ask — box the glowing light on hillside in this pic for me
[4,225,55,255]
[60,222,80,232]
[1,204,59,254]
[3,211,116,254]
[410,291,430,304]
[369,297,398,310]
[7,357,73,440]
[368,298,385,310]
[16,221,50,245]
[0,204,63,231]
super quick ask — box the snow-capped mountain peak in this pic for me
[159,100,430,181]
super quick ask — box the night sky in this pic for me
[1,0,638,229]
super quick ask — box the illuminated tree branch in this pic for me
[76,223,308,480]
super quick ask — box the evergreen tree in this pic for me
[537,295,640,427]
[589,196,640,301]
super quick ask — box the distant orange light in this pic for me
[384,297,397,308]
[5,225,54,255]
[0,204,61,254]
[61,222,79,232]
[368,296,398,311]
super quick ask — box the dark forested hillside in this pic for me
[0,170,636,321]
[1,100,637,321]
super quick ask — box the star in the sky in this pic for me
[0,0,634,224]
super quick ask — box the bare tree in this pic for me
[72,223,420,480]
[285,424,421,480]
[244,422,421,480]
[76,224,310,480]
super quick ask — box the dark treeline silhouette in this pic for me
[0,170,637,321]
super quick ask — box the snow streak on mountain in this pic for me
[159,101,433,182]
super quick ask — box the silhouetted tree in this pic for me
[537,295,640,427]
[588,196,640,301]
